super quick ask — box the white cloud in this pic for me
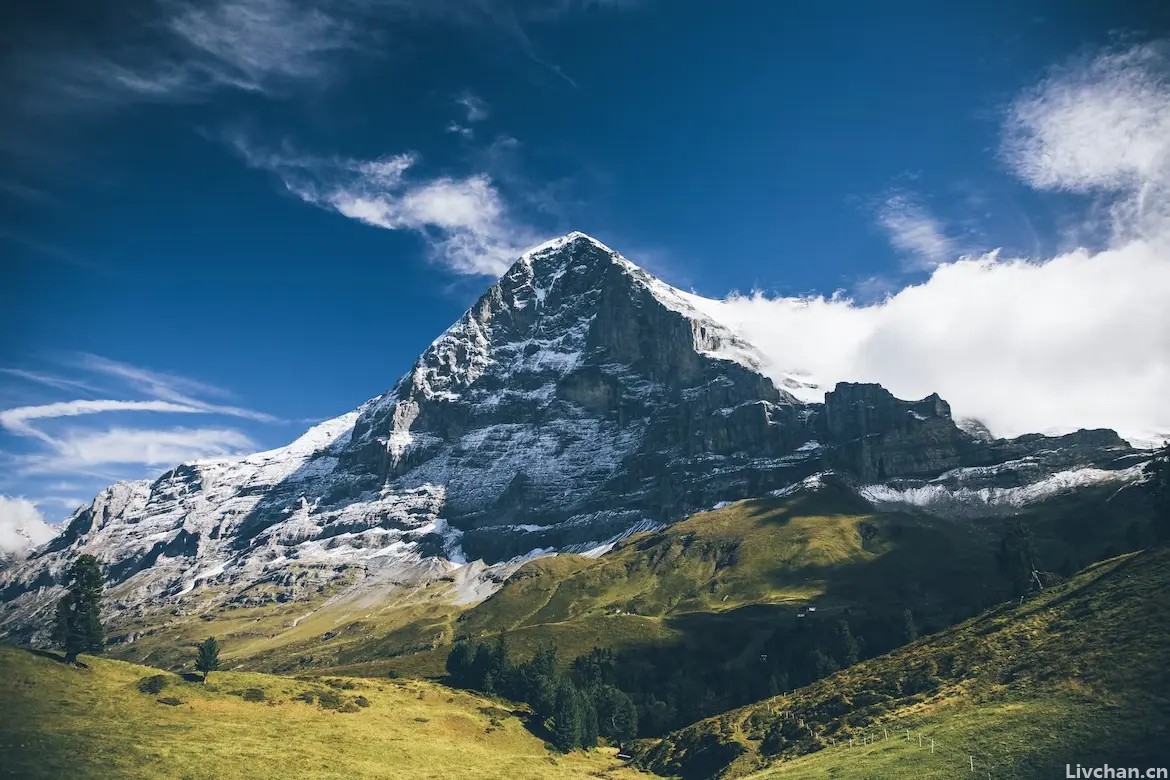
[167,0,366,91]
[692,241,1170,443]
[1002,42,1170,242]
[877,194,961,269]
[685,42,1170,446]
[229,136,537,276]
[456,92,489,122]
[79,353,228,401]
[447,122,474,139]
[76,354,278,422]
[0,356,277,486]
[32,427,256,472]
[0,496,58,560]
[0,368,98,395]
[85,0,373,101]
[0,399,210,443]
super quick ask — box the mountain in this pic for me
[0,233,1150,645]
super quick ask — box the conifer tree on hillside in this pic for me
[837,620,860,667]
[53,554,104,664]
[997,518,1040,596]
[577,689,599,749]
[594,685,638,743]
[196,637,220,682]
[902,608,918,642]
[553,681,583,751]
[445,641,474,685]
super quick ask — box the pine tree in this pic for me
[572,647,616,688]
[553,682,582,751]
[53,554,104,664]
[577,689,599,749]
[594,685,638,743]
[526,671,559,719]
[196,637,220,682]
[445,641,474,686]
[837,620,860,667]
[529,642,558,679]
[997,518,1040,596]
[810,648,838,678]
[472,643,496,690]
[902,608,918,642]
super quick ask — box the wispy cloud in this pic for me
[12,0,637,114]
[22,427,257,473]
[1002,41,1170,244]
[76,354,277,422]
[0,356,278,499]
[0,368,99,396]
[227,134,539,276]
[876,193,961,269]
[73,0,375,104]
[456,92,489,123]
[446,122,474,139]
[0,400,212,444]
[164,0,372,92]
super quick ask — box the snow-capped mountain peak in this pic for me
[0,233,1147,642]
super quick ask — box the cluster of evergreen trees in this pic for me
[445,638,636,752]
[444,611,916,742]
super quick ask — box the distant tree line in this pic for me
[445,606,928,742]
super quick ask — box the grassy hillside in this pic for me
[636,547,1170,780]
[94,485,1000,683]
[0,645,651,780]
[104,565,466,678]
[98,481,1154,741]
[102,479,1150,688]
[377,484,1009,676]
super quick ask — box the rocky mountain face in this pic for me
[0,233,1148,639]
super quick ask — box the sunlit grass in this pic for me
[0,645,651,780]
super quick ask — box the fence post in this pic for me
[931,738,935,754]
[906,729,910,741]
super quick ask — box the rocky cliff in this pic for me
[0,233,1147,638]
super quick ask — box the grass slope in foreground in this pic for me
[638,547,1170,780]
[0,646,649,780]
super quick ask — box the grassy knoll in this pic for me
[0,645,649,780]
[430,486,1007,666]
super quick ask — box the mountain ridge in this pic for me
[0,233,1148,646]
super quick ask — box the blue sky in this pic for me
[3,0,1170,524]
